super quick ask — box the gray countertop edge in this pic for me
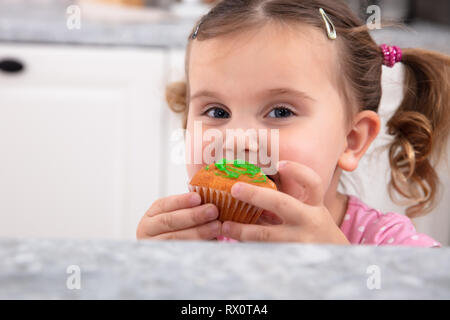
[0,12,449,52]
[0,38,175,50]
[0,237,449,299]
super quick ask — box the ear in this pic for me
[338,110,381,172]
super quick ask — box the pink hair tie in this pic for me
[380,44,402,67]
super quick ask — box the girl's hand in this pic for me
[221,161,350,244]
[136,193,221,240]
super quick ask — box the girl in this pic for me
[137,0,450,246]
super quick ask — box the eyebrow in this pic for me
[190,87,315,103]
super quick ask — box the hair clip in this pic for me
[192,20,202,40]
[319,8,337,40]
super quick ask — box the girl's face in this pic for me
[185,22,349,196]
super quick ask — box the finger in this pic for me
[277,160,324,206]
[152,220,221,240]
[231,182,306,224]
[146,192,201,217]
[144,204,218,236]
[222,221,282,242]
[256,210,283,226]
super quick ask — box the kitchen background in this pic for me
[0,0,449,244]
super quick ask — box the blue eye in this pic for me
[267,106,295,118]
[205,107,230,119]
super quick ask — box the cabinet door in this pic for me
[164,48,190,197]
[0,44,167,240]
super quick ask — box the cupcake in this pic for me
[188,159,277,224]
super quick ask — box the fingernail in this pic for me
[231,183,242,196]
[205,206,218,219]
[277,161,287,171]
[190,193,201,206]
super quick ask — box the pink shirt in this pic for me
[218,194,442,247]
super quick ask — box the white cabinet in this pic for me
[164,48,190,197]
[0,44,167,240]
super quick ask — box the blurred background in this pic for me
[0,0,449,244]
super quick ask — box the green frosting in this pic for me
[209,158,267,183]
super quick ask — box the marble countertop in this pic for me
[0,238,449,299]
[1,0,449,52]
[0,0,201,48]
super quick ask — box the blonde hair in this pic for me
[165,0,450,218]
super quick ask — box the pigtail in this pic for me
[165,81,188,129]
[386,48,450,218]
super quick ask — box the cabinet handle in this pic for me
[0,58,25,73]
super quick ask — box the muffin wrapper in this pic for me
[188,185,263,224]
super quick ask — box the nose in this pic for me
[222,125,259,162]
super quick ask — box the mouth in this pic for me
[265,171,281,190]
